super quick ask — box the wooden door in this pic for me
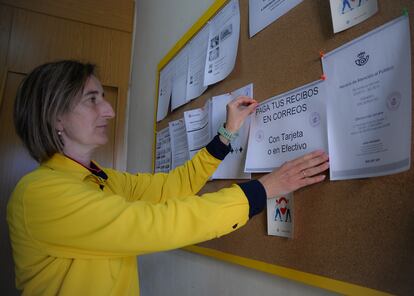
[0,1,133,294]
[0,72,36,295]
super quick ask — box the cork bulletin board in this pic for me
[154,1,414,295]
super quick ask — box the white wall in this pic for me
[128,0,216,173]
[139,250,338,296]
[128,1,338,296]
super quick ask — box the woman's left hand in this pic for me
[225,96,258,133]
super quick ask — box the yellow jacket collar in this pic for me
[41,153,100,180]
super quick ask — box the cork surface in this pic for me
[157,1,414,295]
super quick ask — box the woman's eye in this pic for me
[89,97,97,103]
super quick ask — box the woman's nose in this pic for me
[102,99,115,118]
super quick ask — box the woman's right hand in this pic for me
[225,96,258,134]
[258,150,329,198]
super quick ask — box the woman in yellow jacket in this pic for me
[7,60,329,295]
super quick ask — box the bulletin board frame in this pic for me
[152,1,414,295]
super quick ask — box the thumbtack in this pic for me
[402,8,408,16]
[319,51,325,58]
[321,74,327,81]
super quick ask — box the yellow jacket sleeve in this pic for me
[108,147,222,203]
[11,175,249,259]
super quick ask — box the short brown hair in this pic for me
[14,60,96,162]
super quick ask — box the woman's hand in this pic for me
[258,150,329,198]
[225,96,258,133]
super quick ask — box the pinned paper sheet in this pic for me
[267,192,294,238]
[249,0,303,37]
[329,0,378,33]
[154,127,171,173]
[204,0,240,86]
[322,16,411,180]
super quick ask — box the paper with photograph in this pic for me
[322,16,411,180]
[204,0,240,86]
[249,0,303,37]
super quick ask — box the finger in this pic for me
[240,101,258,116]
[282,150,326,171]
[300,161,329,178]
[295,153,329,173]
[231,96,255,106]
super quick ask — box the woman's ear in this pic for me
[55,117,64,131]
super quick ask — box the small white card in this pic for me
[329,0,378,33]
[267,192,293,238]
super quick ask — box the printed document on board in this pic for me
[322,16,411,180]
[249,0,303,37]
[211,84,253,179]
[171,46,190,110]
[186,25,209,101]
[169,118,190,169]
[183,83,253,179]
[184,100,211,159]
[245,80,328,173]
[329,0,378,33]
[204,0,240,85]
[154,127,171,173]
[157,61,174,122]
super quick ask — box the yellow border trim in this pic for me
[157,0,228,72]
[152,0,227,171]
[183,245,392,296]
[152,74,160,173]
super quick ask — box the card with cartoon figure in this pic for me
[267,192,294,238]
[329,0,378,33]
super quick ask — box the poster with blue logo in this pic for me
[329,0,378,33]
[322,16,411,180]
[267,193,294,238]
[244,80,328,173]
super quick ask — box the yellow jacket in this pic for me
[7,144,253,295]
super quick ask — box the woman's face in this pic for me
[57,75,115,155]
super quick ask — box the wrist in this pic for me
[258,175,270,198]
[218,123,238,142]
[224,122,238,134]
[218,134,230,145]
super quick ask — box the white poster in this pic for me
[171,46,190,110]
[186,25,209,101]
[184,100,211,159]
[322,16,411,180]
[245,80,328,173]
[204,0,240,85]
[169,118,190,169]
[157,61,174,122]
[211,84,253,179]
[249,0,303,37]
[329,0,378,33]
[154,127,171,173]
[267,192,294,238]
